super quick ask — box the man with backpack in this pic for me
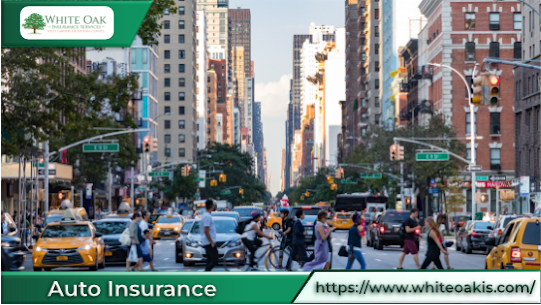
[239,211,273,270]
[397,208,422,269]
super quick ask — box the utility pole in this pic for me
[107,162,112,212]
[44,141,49,214]
[400,162,404,209]
[144,152,148,210]
[130,166,135,207]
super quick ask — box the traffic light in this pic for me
[219,173,227,183]
[143,136,150,153]
[476,193,489,203]
[239,188,244,196]
[326,176,334,184]
[396,144,405,160]
[305,192,310,198]
[471,75,484,104]
[150,137,158,153]
[330,183,338,191]
[301,196,305,201]
[488,74,500,105]
[500,190,515,201]
[210,179,218,187]
[335,168,344,179]
[390,144,397,161]
[181,165,188,177]
[499,189,507,201]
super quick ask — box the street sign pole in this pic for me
[400,162,404,208]
[496,186,500,221]
[144,152,148,210]
[130,167,134,206]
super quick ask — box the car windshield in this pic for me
[383,212,410,223]
[522,222,541,245]
[213,213,238,220]
[94,221,129,235]
[502,217,519,228]
[303,216,317,225]
[181,221,194,232]
[336,214,351,219]
[157,216,181,223]
[45,214,82,225]
[191,220,237,234]
[234,208,255,217]
[296,208,321,216]
[473,222,493,230]
[41,225,91,238]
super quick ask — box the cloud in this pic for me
[255,74,292,195]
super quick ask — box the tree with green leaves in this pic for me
[22,13,46,33]
[138,0,178,46]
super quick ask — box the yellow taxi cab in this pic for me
[486,217,541,270]
[33,209,105,271]
[330,211,354,230]
[153,214,183,239]
[267,212,282,230]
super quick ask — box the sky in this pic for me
[228,0,344,195]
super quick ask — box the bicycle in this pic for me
[223,237,282,271]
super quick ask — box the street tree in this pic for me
[22,13,46,33]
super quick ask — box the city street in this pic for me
[21,230,486,272]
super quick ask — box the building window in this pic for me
[465,13,475,30]
[220,26,225,32]
[514,42,522,59]
[164,106,171,115]
[164,35,170,43]
[514,12,522,30]
[179,64,185,73]
[220,12,225,18]
[375,97,380,107]
[178,35,185,43]
[178,134,185,143]
[164,20,170,29]
[465,42,475,61]
[164,92,170,101]
[164,50,170,59]
[178,6,185,15]
[179,148,186,157]
[374,9,379,19]
[164,134,171,143]
[489,13,500,30]
[164,120,171,129]
[179,120,185,129]
[375,62,380,72]
[374,26,379,37]
[360,38,366,46]
[164,8,169,15]
[375,43,379,55]
[466,112,477,135]
[178,92,185,101]
[490,148,501,170]
[490,113,500,134]
[164,78,170,87]
[179,78,185,87]
[165,148,171,157]
[375,79,380,89]
[179,106,185,115]
[489,42,500,58]
[178,20,185,29]
[361,52,366,61]
[179,50,185,58]
[164,64,170,73]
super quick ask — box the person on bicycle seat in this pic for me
[241,211,273,270]
[278,208,293,268]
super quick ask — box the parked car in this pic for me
[450,215,471,232]
[460,221,494,254]
[266,212,282,230]
[93,218,131,263]
[1,235,25,271]
[456,220,473,252]
[182,216,245,267]
[366,212,382,247]
[211,212,241,224]
[175,219,195,263]
[485,217,541,269]
[233,206,263,222]
[374,210,415,250]
[3,213,18,237]
[486,215,524,254]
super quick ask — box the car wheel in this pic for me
[456,240,461,251]
[98,256,105,269]
[175,247,183,264]
[272,223,280,230]
[367,237,371,247]
[183,260,194,267]
[377,239,383,250]
[33,267,42,272]
[465,242,472,254]
[484,262,488,269]
[90,258,99,271]
[44,268,51,271]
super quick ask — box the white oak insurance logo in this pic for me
[20,6,114,40]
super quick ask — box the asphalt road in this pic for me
[21,230,486,272]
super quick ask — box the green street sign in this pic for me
[83,143,119,153]
[477,176,489,181]
[341,179,358,184]
[416,152,449,161]
[361,173,383,179]
[220,190,231,195]
[194,178,205,182]
[148,172,170,177]
[32,163,44,168]
[137,187,145,191]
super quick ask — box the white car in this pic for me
[485,215,524,254]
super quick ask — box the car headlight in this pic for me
[226,239,242,248]
[35,246,47,252]
[155,227,160,231]
[186,238,201,247]
[174,227,180,231]
[77,244,92,250]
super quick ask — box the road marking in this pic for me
[163,258,169,260]
[375,259,382,262]
[170,242,175,246]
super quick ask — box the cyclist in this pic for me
[240,211,274,270]
[278,208,293,269]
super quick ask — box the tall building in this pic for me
[344,0,360,157]
[232,46,246,111]
[226,93,234,144]
[197,0,228,57]
[514,0,541,211]
[196,11,208,149]
[209,59,228,143]
[253,101,264,182]
[207,69,218,144]
[158,0,197,164]
[380,0,423,124]
[418,0,519,214]
[228,9,251,81]
[244,77,254,139]
[285,79,294,188]
[280,147,286,192]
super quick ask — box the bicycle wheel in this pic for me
[265,247,285,271]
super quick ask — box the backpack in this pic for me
[119,228,131,246]
[236,220,250,234]
[398,222,407,239]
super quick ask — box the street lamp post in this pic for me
[427,63,478,218]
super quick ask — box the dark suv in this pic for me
[374,210,416,250]
[289,206,323,247]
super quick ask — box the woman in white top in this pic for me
[241,211,273,270]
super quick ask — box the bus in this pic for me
[333,193,388,213]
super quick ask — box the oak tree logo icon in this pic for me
[22,13,47,33]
